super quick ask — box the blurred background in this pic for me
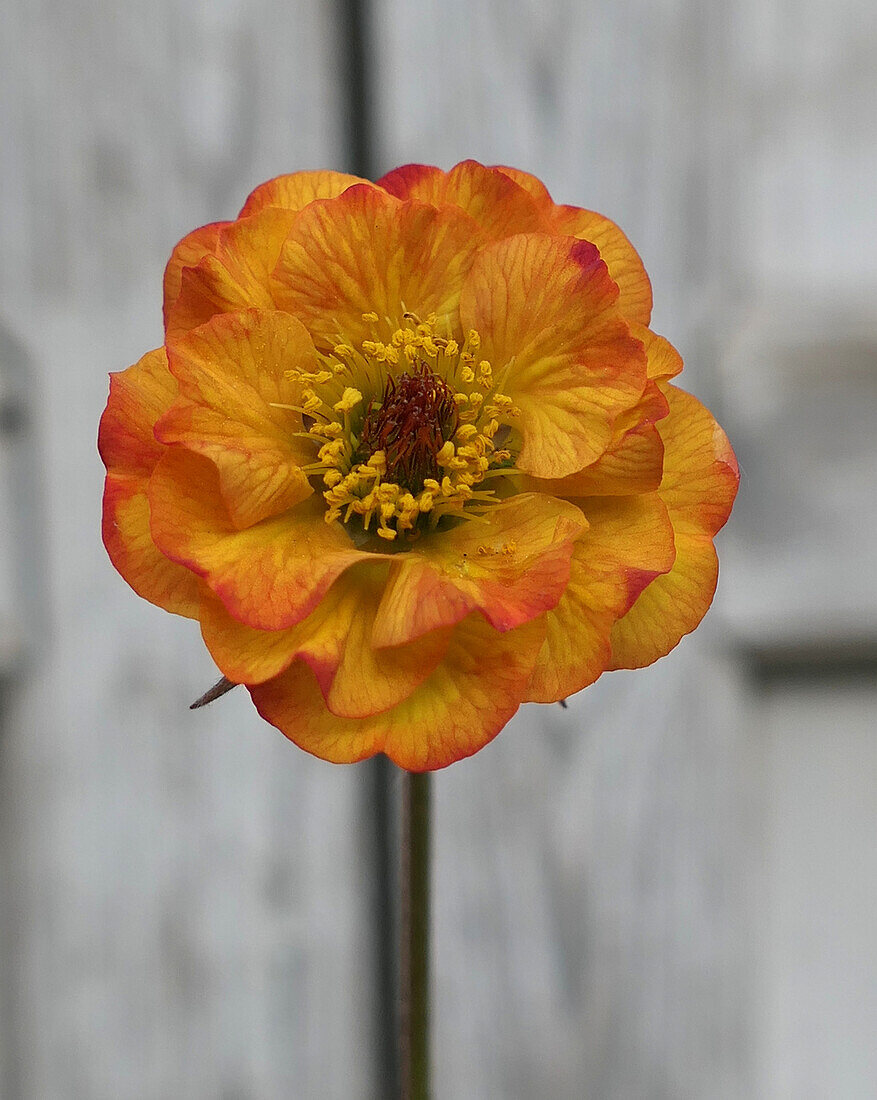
[1,0,875,1096]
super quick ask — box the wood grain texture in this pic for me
[0,3,376,1098]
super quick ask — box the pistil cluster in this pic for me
[285,313,520,541]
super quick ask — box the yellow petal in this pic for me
[491,165,555,209]
[99,348,200,617]
[165,207,297,338]
[378,160,542,238]
[371,494,587,646]
[159,310,316,528]
[162,221,229,327]
[459,234,646,478]
[630,322,683,381]
[156,402,312,530]
[609,531,720,670]
[548,205,653,325]
[653,384,739,535]
[249,613,544,770]
[524,381,669,497]
[148,449,373,630]
[271,185,483,348]
[103,475,200,619]
[199,565,452,720]
[239,170,375,217]
[99,348,178,476]
[609,385,739,668]
[492,166,653,325]
[525,493,676,701]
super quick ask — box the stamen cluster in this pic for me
[286,314,520,541]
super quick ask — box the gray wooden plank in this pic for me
[757,682,877,1099]
[0,3,376,1097]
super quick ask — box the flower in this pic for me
[99,161,738,771]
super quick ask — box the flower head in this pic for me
[99,161,738,770]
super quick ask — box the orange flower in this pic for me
[99,161,738,770]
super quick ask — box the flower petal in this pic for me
[199,564,451,717]
[548,205,653,325]
[491,166,652,324]
[371,494,587,646]
[239,170,374,217]
[459,234,647,478]
[610,533,720,669]
[148,448,372,630]
[525,381,669,498]
[103,475,200,618]
[271,185,483,349]
[632,322,683,381]
[325,592,453,722]
[199,583,310,683]
[491,165,555,209]
[609,385,739,668]
[163,221,229,327]
[525,494,675,702]
[99,348,199,617]
[375,163,444,198]
[165,207,298,339]
[158,310,315,528]
[99,348,178,476]
[378,160,542,238]
[249,613,544,770]
[653,385,739,535]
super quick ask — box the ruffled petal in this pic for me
[158,310,316,528]
[148,448,374,630]
[535,326,679,496]
[103,475,200,618]
[99,348,199,617]
[249,613,544,770]
[99,348,178,475]
[525,381,668,498]
[199,563,451,719]
[377,160,542,238]
[609,385,739,668]
[610,533,720,669]
[375,163,444,199]
[271,185,483,349]
[548,205,653,325]
[165,207,298,338]
[371,494,587,646]
[459,233,647,478]
[525,494,675,702]
[491,165,555,209]
[653,385,739,535]
[199,583,313,684]
[491,166,653,324]
[163,221,229,327]
[239,170,374,217]
[631,322,683,381]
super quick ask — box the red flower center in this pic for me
[359,363,457,491]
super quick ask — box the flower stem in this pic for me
[400,769,430,1100]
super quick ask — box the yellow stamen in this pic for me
[333,387,363,413]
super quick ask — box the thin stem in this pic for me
[400,769,430,1100]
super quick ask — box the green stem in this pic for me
[400,769,430,1100]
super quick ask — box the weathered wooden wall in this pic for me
[0,4,377,1098]
[1,0,875,1097]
